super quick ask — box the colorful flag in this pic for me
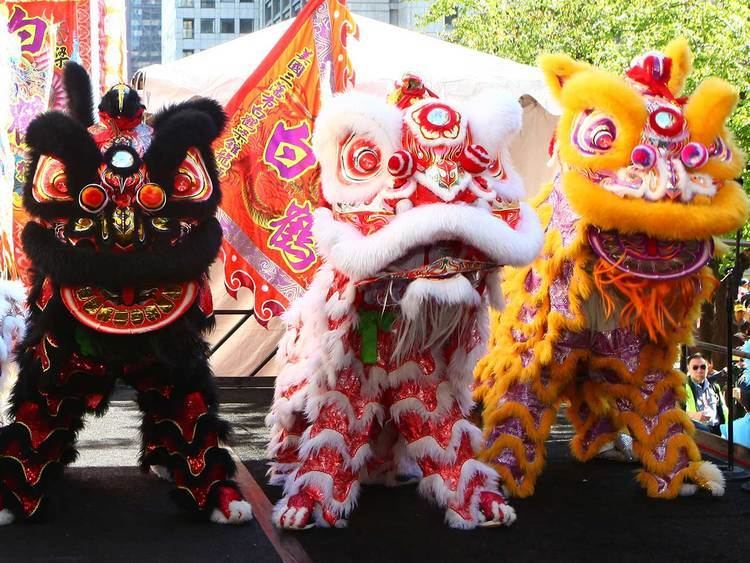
[3,1,126,283]
[215,0,357,325]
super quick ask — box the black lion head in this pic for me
[22,62,227,288]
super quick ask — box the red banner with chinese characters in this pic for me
[215,0,357,325]
[4,0,126,284]
[3,1,126,282]
[6,0,82,282]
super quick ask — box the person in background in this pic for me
[684,353,728,435]
[721,388,750,448]
[740,325,750,382]
[740,279,750,308]
[734,302,746,326]
[738,278,750,301]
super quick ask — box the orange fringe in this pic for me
[593,258,718,341]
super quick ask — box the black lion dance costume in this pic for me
[0,63,252,525]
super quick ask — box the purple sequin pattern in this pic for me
[518,304,537,324]
[590,328,642,373]
[487,382,550,478]
[525,269,542,293]
[549,260,575,318]
[502,383,547,427]
[487,424,537,470]
[653,424,685,462]
[651,450,690,495]
[581,416,617,452]
[555,330,590,363]
[520,349,534,367]
[548,182,580,247]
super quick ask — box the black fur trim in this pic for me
[140,416,232,457]
[0,483,50,520]
[24,112,102,174]
[23,112,102,220]
[146,110,223,172]
[22,217,222,286]
[98,84,144,118]
[143,110,223,215]
[150,98,226,138]
[0,423,78,451]
[63,62,94,127]
[0,455,69,492]
[170,479,239,516]
[141,445,235,479]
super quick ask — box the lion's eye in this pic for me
[32,156,74,203]
[571,111,617,155]
[340,135,382,183]
[169,147,213,202]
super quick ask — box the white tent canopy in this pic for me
[138,15,559,114]
[138,15,559,377]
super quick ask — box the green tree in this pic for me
[422,0,750,209]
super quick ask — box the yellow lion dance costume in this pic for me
[476,39,748,499]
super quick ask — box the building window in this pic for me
[264,2,272,23]
[239,19,253,33]
[220,18,235,33]
[240,0,253,2]
[201,18,215,33]
[177,0,195,7]
[183,49,194,56]
[183,18,194,39]
[201,0,215,8]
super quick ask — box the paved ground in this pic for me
[2,385,279,563]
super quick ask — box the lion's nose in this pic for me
[631,145,657,169]
[388,150,416,188]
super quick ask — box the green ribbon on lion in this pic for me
[357,310,396,365]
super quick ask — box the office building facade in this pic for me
[127,0,163,75]
[128,0,449,73]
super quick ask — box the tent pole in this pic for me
[249,347,278,377]
[209,310,255,356]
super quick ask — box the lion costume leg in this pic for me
[0,342,114,524]
[266,412,306,486]
[129,359,252,524]
[590,337,725,499]
[566,328,637,462]
[480,369,567,498]
[566,381,623,462]
[390,376,515,528]
[273,368,382,530]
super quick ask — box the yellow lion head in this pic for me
[541,39,747,241]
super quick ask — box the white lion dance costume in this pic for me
[266,77,543,529]
[0,280,26,424]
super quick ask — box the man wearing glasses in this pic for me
[684,353,728,436]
